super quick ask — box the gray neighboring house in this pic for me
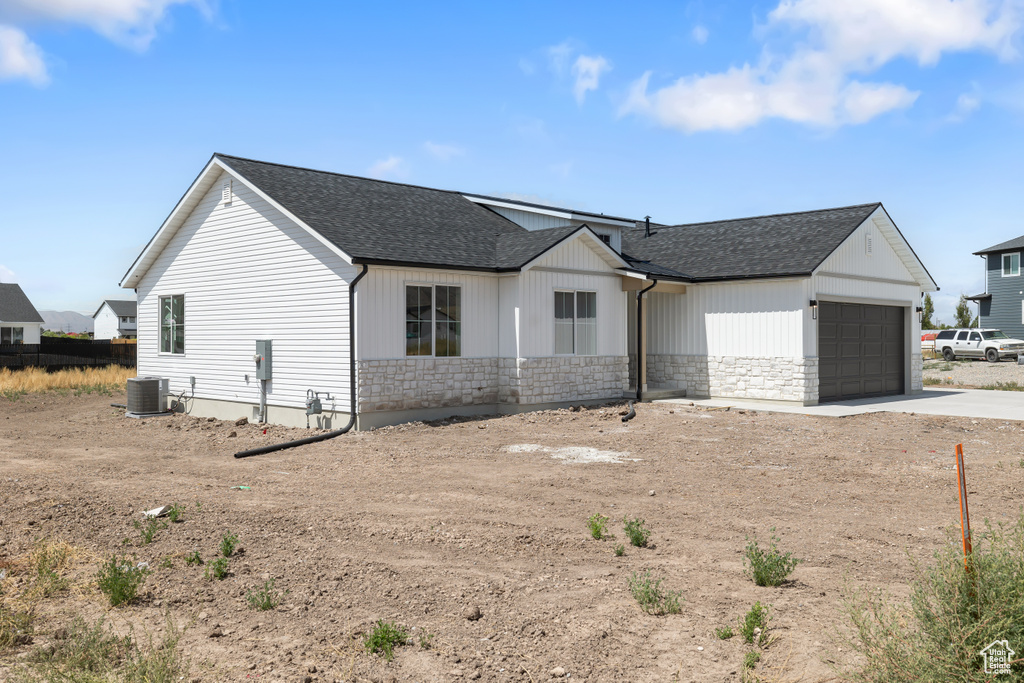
[0,283,44,344]
[971,236,1024,339]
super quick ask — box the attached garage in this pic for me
[818,302,905,402]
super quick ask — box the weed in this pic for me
[715,626,734,639]
[219,532,239,558]
[205,558,229,581]
[628,571,683,615]
[623,516,651,548]
[838,513,1024,682]
[133,517,167,545]
[166,504,184,523]
[0,597,34,650]
[185,550,203,567]
[743,650,761,670]
[364,620,409,661]
[743,528,800,587]
[159,557,174,569]
[1019,457,1024,469]
[96,555,149,607]
[738,601,770,646]
[614,544,625,557]
[418,632,435,649]
[923,377,943,386]
[30,539,72,597]
[587,513,610,540]
[979,381,1024,392]
[245,579,283,611]
[195,501,202,511]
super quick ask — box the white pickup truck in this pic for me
[933,328,1024,362]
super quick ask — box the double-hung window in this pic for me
[1003,252,1020,277]
[159,295,185,354]
[554,290,597,356]
[0,327,23,344]
[405,285,461,357]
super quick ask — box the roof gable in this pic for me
[0,284,44,323]
[93,299,137,318]
[975,235,1024,255]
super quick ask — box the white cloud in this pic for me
[622,0,1021,132]
[0,0,209,50]
[0,24,45,85]
[367,156,407,180]
[0,264,17,283]
[571,54,610,104]
[692,24,709,44]
[423,141,464,161]
[947,91,982,121]
[518,56,535,75]
[546,41,574,75]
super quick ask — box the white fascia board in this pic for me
[464,195,636,228]
[520,226,631,273]
[119,157,355,289]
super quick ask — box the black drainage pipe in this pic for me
[234,263,369,459]
[636,279,658,403]
[621,401,636,422]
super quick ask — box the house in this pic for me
[970,235,1024,338]
[0,283,44,345]
[120,154,937,429]
[93,299,137,340]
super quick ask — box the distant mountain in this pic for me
[40,311,93,334]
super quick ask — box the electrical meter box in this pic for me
[255,340,272,380]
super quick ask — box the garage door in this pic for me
[818,302,904,402]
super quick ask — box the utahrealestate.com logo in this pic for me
[980,640,1015,676]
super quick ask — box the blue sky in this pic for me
[1,0,1023,324]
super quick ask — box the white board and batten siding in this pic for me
[357,267,499,359]
[518,236,627,358]
[136,171,357,413]
[93,304,119,340]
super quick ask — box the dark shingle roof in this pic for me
[621,203,881,281]
[217,154,528,271]
[93,299,137,318]
[495,225,586,269]
[975,236,1024,255]
[0,283,44,323]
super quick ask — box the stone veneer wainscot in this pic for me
[647,355,819,402]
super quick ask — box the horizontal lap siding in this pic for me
[982,254,1024,339]
[357,268,499,359]
[137,171,356,412]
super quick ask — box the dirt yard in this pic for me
[1,392,1023,682]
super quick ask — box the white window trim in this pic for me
[158,294,185,356]
[1002,252,1020,277]
[553,289,598,357]
[404,282,462,358]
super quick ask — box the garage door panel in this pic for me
[818,302,905,402]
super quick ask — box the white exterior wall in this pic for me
[357,267,499,359]
[488,206,623,253]
[16,323,41,344]
[93,304,120,340]
[136,171,357,413]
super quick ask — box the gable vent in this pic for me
[865,230,873,257]
[222,178,232,205]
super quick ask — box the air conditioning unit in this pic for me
[126,376,168,415]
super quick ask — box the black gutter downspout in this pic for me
[636,279,658,403]
[234,263,369,458]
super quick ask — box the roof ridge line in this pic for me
[645,202,882,231]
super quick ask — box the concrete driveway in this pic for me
[659,387,1024,421]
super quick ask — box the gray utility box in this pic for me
[255,340,272,380]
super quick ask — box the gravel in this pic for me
[922,358,1024,387]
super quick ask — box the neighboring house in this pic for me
[970,236,1024,339]
[93,299,137,340]
[120,154,937,429]
[0,283,44,345]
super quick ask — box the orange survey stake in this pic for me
[955,443,972,571]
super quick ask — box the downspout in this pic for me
[636,279,658,402]
[234,263,369,458]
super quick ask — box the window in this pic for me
[969,332,981,342]
[0,327,24,344]
[405,285,461,357]
[983,330,1009,340]
[160,295,185,354]
[956,331,969,341]
[936,330,955,340]
[1003,252,1020,277]
[554,290,597,355]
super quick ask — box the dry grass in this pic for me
[0,366,134,398]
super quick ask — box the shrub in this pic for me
[614,544,625,557]
[588,513,610,540]
[219,532,239,558]
[744,528,800,587]
[628,571,683,615]
[133,517,167,545]
[364,620,409,661]
[185,550,203,567]
[738,601,770,646]
[96,556,149,607]
[245,579,282,611]
[715,625,734,640]
[838,514,1024,682]
[205,558,229,581]
[623,516,651,548]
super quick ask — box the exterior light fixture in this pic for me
[915,306,923,322]
[809,299,818,320]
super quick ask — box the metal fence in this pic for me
[0,339,137,370]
